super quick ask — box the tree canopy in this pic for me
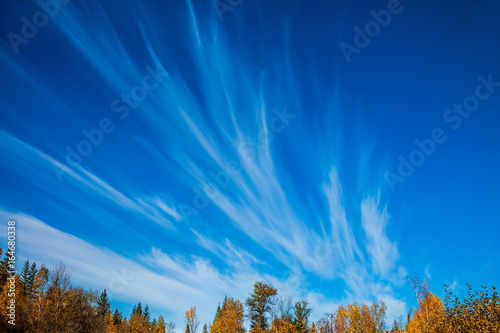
[1,249,498,333]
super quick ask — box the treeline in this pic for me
[0,250,173,332]
[177,278,500,333]
[1,249,499,332]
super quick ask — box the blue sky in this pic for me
[1,0,499,329]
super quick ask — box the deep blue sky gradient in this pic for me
[1,0,499,329]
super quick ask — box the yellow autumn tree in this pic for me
[333,301,386,333]
[210,296,244,333]
[360,303,376,332]
[270,296,294,333]
[333,304,349,333]
[0,274,28,331]
[185,306,200,333]
[153,315,167,333]
[271,317,294,333]
[441,284,500,332]
[107,308,127,333]
[406,292,445,333]
[27,264,49,331]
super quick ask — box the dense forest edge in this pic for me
[0,248,498,332]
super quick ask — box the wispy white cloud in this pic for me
[0,1,411,327]
[192,230,264,269]
[0,209,247,329]
[448,280,459,292]
[0,208,346,330]
[323,168,364,277]
[425,265,431,280]
[0,130,179,230]
[361,195,400,277]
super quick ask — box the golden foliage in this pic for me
[332,301,386,333]
[185,306,200,333]
[440,284,500,332]
[406,284,500,332]
[0,251,168,333]
[406,292,445,333]
[1,250,499,333]
[211,297,245,333]
[270,317,294,333]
